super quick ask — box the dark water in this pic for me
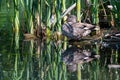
[0,36,120,80]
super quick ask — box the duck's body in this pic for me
[62,22,95,39]
[62,15,96,40]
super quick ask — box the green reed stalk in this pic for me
[13,0,25,76]
[30,14,34,34]
[46,0,51,36]
[14,0,20,50]
[77,64,81,80]
[53,44,62,80]
[94,61,100,80]
[30,40,34,55]
[34,0,41,36]
[26,41,34,80]
[31,0,41,37]
[40,0,43,37]
[45,38,51,63]
[13,53,24,80]
[29,0,34,34]
[91,0,100,34]
[62,63,67,80]
[40,0,42,20]
[62,0,67,50]
[56,0,61,32]
[20,0,34,34]
[76,0,81,22]
[14,54,18,80]
[62,0,66,21]
[45,39,53,79]
[24,0,34,34]
[51,0,57,28]
[110,0,120,28]
[91,0,99,25]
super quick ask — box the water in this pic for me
[0,36,120,80]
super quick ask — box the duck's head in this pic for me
[66,15,77,23]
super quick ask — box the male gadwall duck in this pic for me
[62,15,97,40]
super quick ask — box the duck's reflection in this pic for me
[62,46,100,72]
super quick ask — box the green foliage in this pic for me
[110,0,120,27]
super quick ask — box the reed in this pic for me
[40,0,42,22]
[109,0,120,29]
[91,0,99,25]
[91,0,100,34]
[76,0,81,22]
[62,63,67,80]
[56,0,62,32]
[77,64,81,80]
[14,0,20,50]
[13,53,24,80]
[45,0,51,37]
[61,0,67,50]
[51,0,57,27]
[62,0,66,21]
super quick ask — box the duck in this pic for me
[62,15,98,40]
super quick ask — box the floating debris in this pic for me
[108,64,120,69]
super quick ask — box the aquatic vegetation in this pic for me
[0,0,120,80]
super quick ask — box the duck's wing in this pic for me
[71,22,84,28]
[71,22,95,29]
[81,23,95,29]
[62,23,75,38]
